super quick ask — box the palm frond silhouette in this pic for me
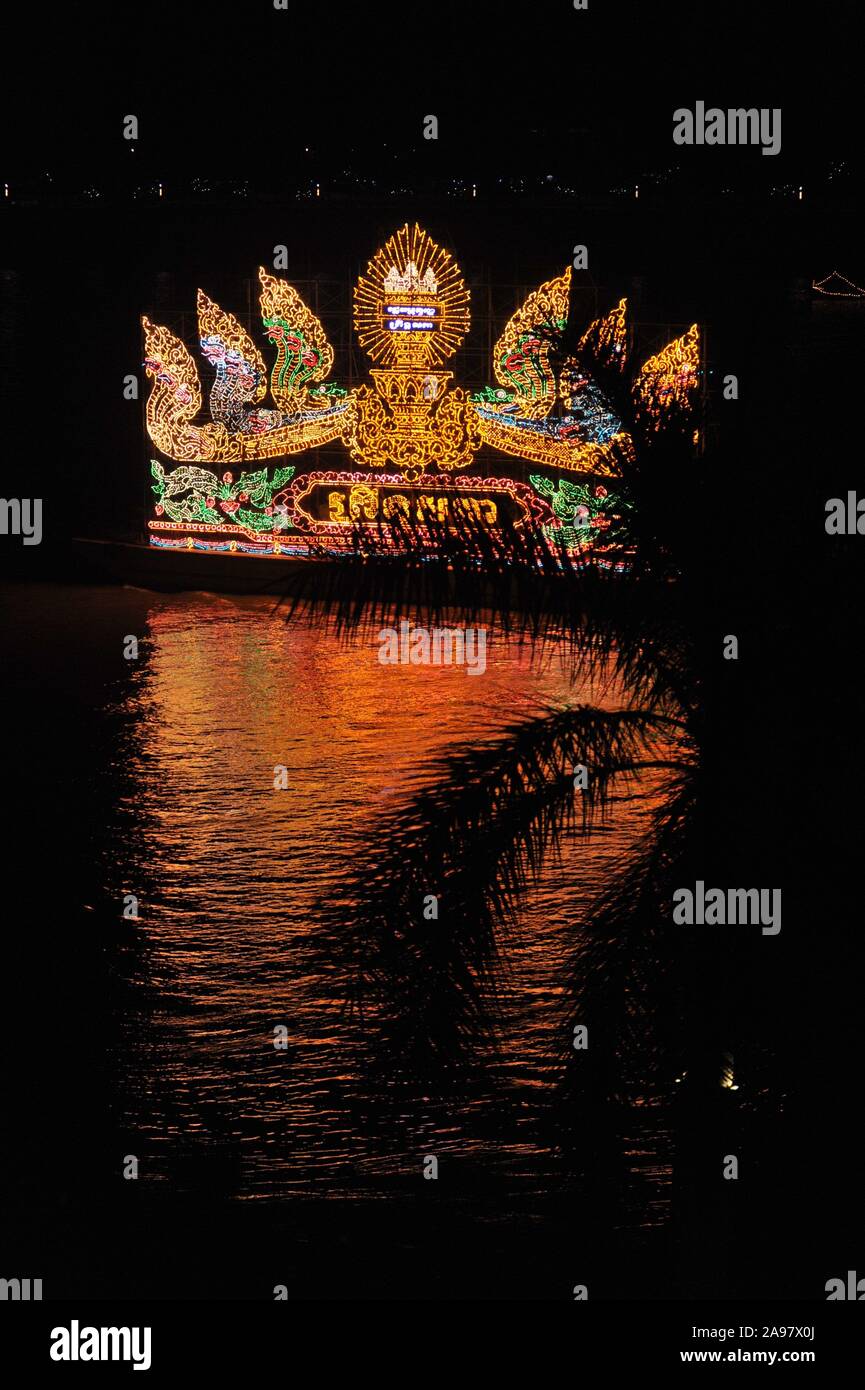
[277,304,711,1097]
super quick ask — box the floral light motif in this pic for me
[529,475,626,549]
[150,460,296,533]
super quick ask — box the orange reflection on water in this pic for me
[109,593,667,1199]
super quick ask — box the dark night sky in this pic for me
[2,0,861,187]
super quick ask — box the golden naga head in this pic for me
[196,290,267,406]
[142,315,202,418]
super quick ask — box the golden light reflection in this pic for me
[114,602,673,1195]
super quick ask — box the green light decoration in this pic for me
[470,385,515,406]
[529,474,629,549]
[498,323,565,409]
[309,383,349,399]
[262,318,323,399]
[151,461,296,531]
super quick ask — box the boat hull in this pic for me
[71,537,321,595]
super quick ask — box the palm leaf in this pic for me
[315,703,690,1070]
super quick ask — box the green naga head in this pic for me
[258,266,335,413]
[498,322,565,414]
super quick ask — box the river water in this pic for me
[3,581,668,1232]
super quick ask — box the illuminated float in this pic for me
[142,224,700,560]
